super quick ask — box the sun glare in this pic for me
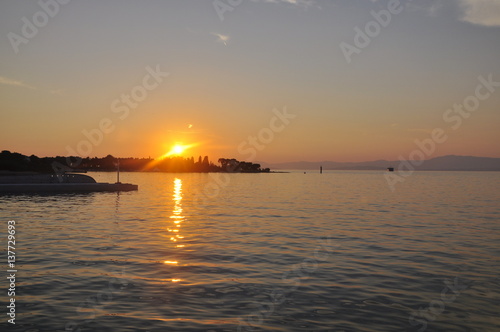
[172,144,185,155]
[159,142,199,160]
[163,144,187,158]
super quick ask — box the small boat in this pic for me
[0,172,138,193]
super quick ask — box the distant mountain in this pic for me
[260,155,500,171]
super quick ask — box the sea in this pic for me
[1,170,499,332]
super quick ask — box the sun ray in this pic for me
[160,143,196,159]
[139,142,200,171]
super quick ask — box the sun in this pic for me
[161,143,190,159]
[159,142,199,159]
[166,144,186,157]
[171,144,185,155]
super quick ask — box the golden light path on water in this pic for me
[165,178,185,282]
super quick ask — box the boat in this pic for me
[0,172,138,193]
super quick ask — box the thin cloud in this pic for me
[0,76,36,90]
[459,0,500,26]
[212,33,230,45]
[398,0,499,27]
[428,0,444,16]
[405,0,445,16]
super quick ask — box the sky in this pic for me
[1,0,499,163]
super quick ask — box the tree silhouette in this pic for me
[0,151,270,174]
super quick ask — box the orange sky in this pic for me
[1,1,499,163]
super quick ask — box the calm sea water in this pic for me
[1,171,499,331]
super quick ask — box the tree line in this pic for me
[0,150,270,173]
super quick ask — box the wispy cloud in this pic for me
[212,33,230,45]
[406,0,445,17]
[378,0,499,27]
[0,76,36,90]
[458,0,500,26]
[428,0,445,16]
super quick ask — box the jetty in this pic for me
[0,172,138,193]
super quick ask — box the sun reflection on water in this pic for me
[164,178,185,282]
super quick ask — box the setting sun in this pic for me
[162,144,188,158]
[171,144,186,155]
[159,142,201,160]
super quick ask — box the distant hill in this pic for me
[260,155,500,171]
